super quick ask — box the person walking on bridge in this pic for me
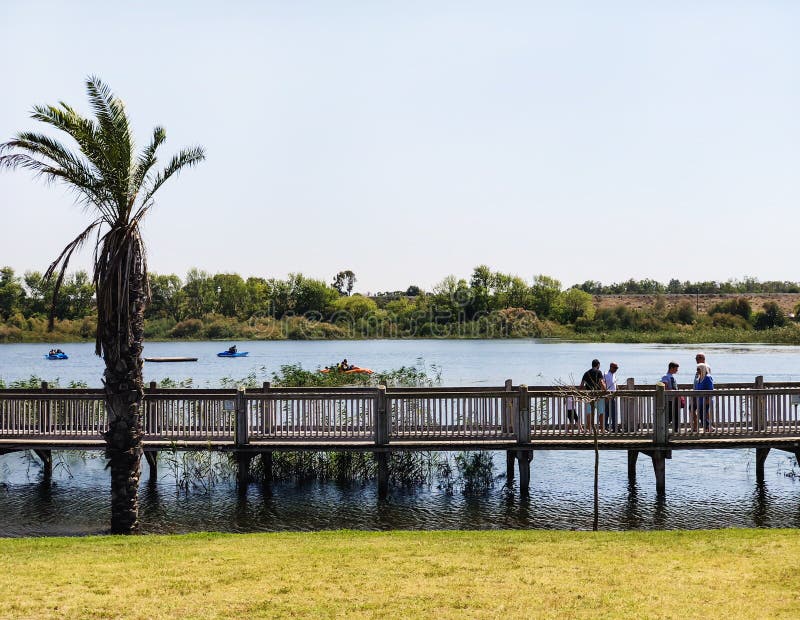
[580,359,607,433]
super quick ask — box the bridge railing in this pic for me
[246,390,376,441]
[665,388,800,437]
[144,391,235,440]
[388,388,516,441]
[527,388,656,438]
[0,390,106,437]
[2,380,800,445]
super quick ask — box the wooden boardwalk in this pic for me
[2,378,800,495]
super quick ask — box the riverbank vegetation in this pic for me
[2,265,800,343]
[1,529,798,618]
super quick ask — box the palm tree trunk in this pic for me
[102,256,146,534]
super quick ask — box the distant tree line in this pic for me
[1,265,800,341]
[575,277,800,295]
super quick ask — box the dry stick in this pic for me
[554,378,612,532]
[593,425,599,531]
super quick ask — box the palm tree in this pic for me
[0,77,205,533]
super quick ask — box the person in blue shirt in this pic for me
[692,362,715,432]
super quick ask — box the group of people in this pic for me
[570,352,715,433]
[661,352,715,433]
[338,358,355,371]
[48,348,64,355]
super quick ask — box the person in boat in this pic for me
[49,349,55,355]
[338,358,353,371]
[227,345,237,354]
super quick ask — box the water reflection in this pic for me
[2,448,800,537]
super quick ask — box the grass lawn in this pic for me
[1,529,798,619]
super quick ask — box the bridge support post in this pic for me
[755,447,770,483]
[516,450,532,495]
[144,451,158,483]
[236,453,252,489]
[33,449,52,479]
[506,451,516,485]
[261,451,273,483]
[649,450,671,496]
[376,452,389,499]
[374,385,390,499]
[627,450,638,483]
[516,385,531,494]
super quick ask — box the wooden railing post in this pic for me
[754,375,765,432]
[517,385,530,444]
[504,379,515,483]
[516,385,532,494]
[234,387,248,446]
[504,379,514,435]
[375,385,389,445]
[654,382,667,445]
[146,381,157,436]
[622,377,635,433]
[40,381,49,435]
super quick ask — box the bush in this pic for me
[708,297,752,320]
[709,312,751,329]
[666,301,696,325]
[170,318,204,338]
[754,302,787,330]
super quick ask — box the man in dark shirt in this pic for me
[580,359,607,432]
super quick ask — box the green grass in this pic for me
[1,529,799,618]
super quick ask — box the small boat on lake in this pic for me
[217,351,249,358]
[44,351,69,360]
[144,357,198,363]
[320,366,374,375]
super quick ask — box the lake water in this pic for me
[2,339,800,536]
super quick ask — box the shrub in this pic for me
[708,297,751,320]
[666,301,696,325]
[170,318,204,338]
[754,302,787,330]
[709,312,751,329]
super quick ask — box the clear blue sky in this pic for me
[1,1,798,294]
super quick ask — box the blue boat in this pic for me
[217,351,248,358]
[44,352,69,360]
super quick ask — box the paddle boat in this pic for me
[217,350,249,358]
[320,366,374,375]
[44,351,68,360]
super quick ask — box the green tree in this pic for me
[469,265,494,317]
[183,268,217,318]
[242,276,270,319]
[332,270,357,296]
[0,267,26,320]
[213,273,247,317]
[556,288,595,323]
[290,274,339,316]
[0,77,204,533]
[147,273,185,321]
[531,275,562,319]
[23,271,55,317]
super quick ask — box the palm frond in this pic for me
[42,218,103,330]
[85,76,133,213]
[139,146,205,207]
[128,126,166,203]
[30,103,115,183]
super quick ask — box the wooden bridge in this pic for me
[2,377,800,496]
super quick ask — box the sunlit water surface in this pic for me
[1,340,799,536]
